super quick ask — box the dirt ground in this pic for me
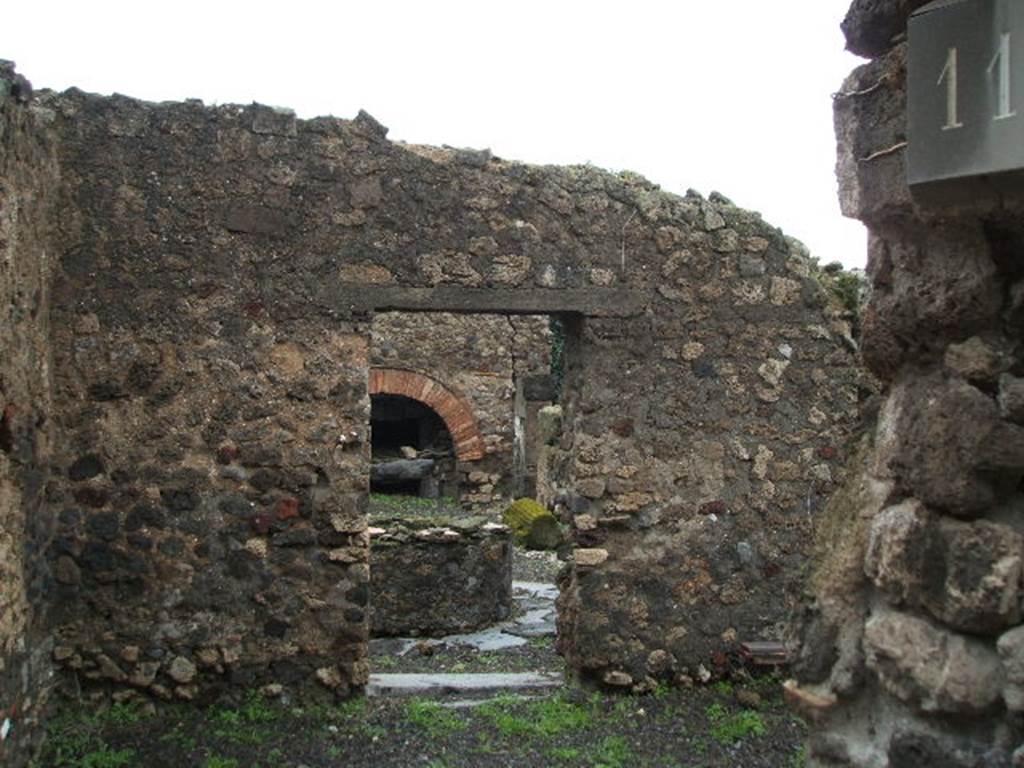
[32,548,807,767]
[34,675,807,768]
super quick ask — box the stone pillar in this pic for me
[0,62,59,768]
[790,3,1024,765]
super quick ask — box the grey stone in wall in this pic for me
[864,609,1003,715]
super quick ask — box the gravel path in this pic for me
[511,548,563,583]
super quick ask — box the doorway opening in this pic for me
[366,311,581,689]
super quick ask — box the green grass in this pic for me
[590,735,631,768]
[209,691,281,745]
[550,745,583,762]
[80,747,136,768]
[649,681,671,700]
[705,704,767,745]
[32,703,148,767]
[606,697,637,725]
[711,680,734,697]
[405,699,466,737]
[478,693,596,739]
[98,702,147,727]
[35,681,803,767]
[748,671,784,697]
[368,493,459,518]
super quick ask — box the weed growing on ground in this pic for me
[705,702,767,745]
[529,636,553,650]
[650,681,671,700]
[308,695,367,724]
[749,670,784,697]
[31,703,143,767]
[590,734,630,767]
[368,493,459,518]
[477,692,595,738]
[80,746,136,768]
[606,697,636,725]
[405,699,466,737]
[711,680,734,697]
[549,745,583,762]
[98,702,146,727]
[209,691,280,746]
[35,679,806,766]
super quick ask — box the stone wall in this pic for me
[371,311,551,506]
[369,515,513,637]
[0,63,60,767]
[790,2,1024,764]
[0,62,863,713]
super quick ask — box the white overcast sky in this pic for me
[4,1,868,268]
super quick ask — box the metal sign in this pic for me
[908,0,1024,190]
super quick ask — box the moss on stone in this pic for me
[502,498,562,550]
[806,432,877,603]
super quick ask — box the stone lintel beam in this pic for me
[331,286,646,318]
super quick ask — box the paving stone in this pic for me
[366,672,564,697]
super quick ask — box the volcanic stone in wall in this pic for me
[790,2,1024,764]
[18,72,860,708]
[0,62,60,768]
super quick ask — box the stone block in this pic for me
[998,625,1024,712]
[222,204,293,236]
[999,374,1024,424]
[250,105,296,137]
[889,373,1024,516]
[861,224,1003,380]
[888,728,1010,768]
[864,609,1002,714]
[943,336,1008,384]
[840,0,931,58]
[521,374,556,402]
[166,656,197,685]
[574,548,609,567]
[866,499,1023,634]
[928,518,1023,634]
[537,405,563,446]
[738,253,766,277]
[834,47,912,223]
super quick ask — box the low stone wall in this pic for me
[370,517,513,637]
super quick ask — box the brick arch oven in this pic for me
[368,368,484,462]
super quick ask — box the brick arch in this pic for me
[369,368,485,461]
